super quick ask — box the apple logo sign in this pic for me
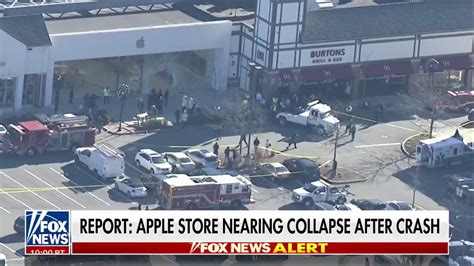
[136,37,145,49]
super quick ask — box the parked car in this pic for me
[350,199,386,210]
[115,178,147,198]
[14,215,25,235]
[164,152,196,173]
[185,149,220,168]
[386,201,414,210]
[312,202,337,210]
[336,203,361,211]
[135,149,172,174]
[469,109,474,121]
[282,158,320,181]
[256,162,291,181]
[0,124,6,143]
[0,253,6,266]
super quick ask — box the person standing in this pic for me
[137,95,144,114]
[164,88,169,106]
[213,142,219,156]
[103,87,110,104]
[238,133,248,147]
[96,115,103,134]
[224,146,230,166]
[265,139,271,158]
[182,95,188,112]
[158,89,163,100]
[287,130,298,150]
[148,89,156,110]
[253,137,260,155]
[175,109,181,126]
[350,123,357,142]
[157,95,163,114]
[69,88,74,104]
[344,119,354,135]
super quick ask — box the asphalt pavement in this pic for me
[0,109,472,265]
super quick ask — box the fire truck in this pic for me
[2,114,95,156]
[158,175,253,210]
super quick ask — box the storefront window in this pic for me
[0,78,16,107]
[23,74,37,105]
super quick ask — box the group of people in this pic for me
[269,93,310,114]
[173,95,199,126]
[147,88,169,116]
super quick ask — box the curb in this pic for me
[321,167,368,185]
[401,133,423,159]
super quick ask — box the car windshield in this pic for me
[151,156,166,164]
[179,157,192,163]
[276,167,288,173]
[204,156,217,162]
[128,181,144,188]
[321,111,331,119]
[303,183,316,192]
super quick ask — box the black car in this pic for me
[312,202,337,210]
[282,158,320,181]
[14,215,25,235]
[350,199,386,210]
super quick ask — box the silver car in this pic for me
[185,149,220,168]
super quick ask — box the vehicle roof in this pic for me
[311,103,332,113]
[165,152,189,158]
[419,136,464,146]
[289,158,317,167]
[267,162,286,168]
[355,199,385,204]
[18,121,48,132]
[309,181,327,187]
[140,149,160,155]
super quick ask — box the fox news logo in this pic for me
[25,211,70,255]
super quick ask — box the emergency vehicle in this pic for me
[158,175,253,209]
[2,114,95,156]
[415,131,474,168]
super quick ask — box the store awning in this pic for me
[301,64,354,83]
[279,70,295,83]
[421,55,472,71]
[362,60,414,78]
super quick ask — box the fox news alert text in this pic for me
[25,210,449,255]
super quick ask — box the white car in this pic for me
[115,178,147,198]
[135,149,172,174]
[185,149,220,168]
[256,162,291,181]
[163,152,196,173]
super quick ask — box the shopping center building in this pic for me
[0,0,472,116]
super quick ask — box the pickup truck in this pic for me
[292,180,351,208]
[276,100,339,136]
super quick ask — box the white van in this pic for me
[75,143,124,180]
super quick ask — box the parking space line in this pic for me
[0,189,32,210]
[0,206,10,214]
[25,169,86,209]
[0,172,60,210]
[125,161,146,175]
[355,143,401,148]
[73,165,135,204]
[49,167,111,207]
[0,242,23,258]
[251,188,259,194]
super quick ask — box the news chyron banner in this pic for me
[25,210,449,255]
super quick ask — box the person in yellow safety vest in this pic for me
[271,96,278,112]
[241,98,249,112]
[103,87,110,104]
[181,95,188,112]
[187,97,194,111]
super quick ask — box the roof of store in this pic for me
[302,0,473,43]
[0,15,52,47]
[45,9,200,34]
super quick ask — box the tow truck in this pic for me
[276,100,339,135]
[292,180,352,208]
[158,174,253,209]
[2,114,95,156]
[415,130,474,168]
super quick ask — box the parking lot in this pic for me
[0,113,472,265]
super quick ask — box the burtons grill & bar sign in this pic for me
[310,48,346,64]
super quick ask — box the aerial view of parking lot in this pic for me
[0,0,473,265]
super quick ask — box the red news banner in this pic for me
[71,210,448,255]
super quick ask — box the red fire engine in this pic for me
[159,175,253,209]
[2,114,95,156]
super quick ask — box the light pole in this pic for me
[117,84,130,132]
[244,63,262,165]
[426,58,439,138]
[332,125,340,173]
